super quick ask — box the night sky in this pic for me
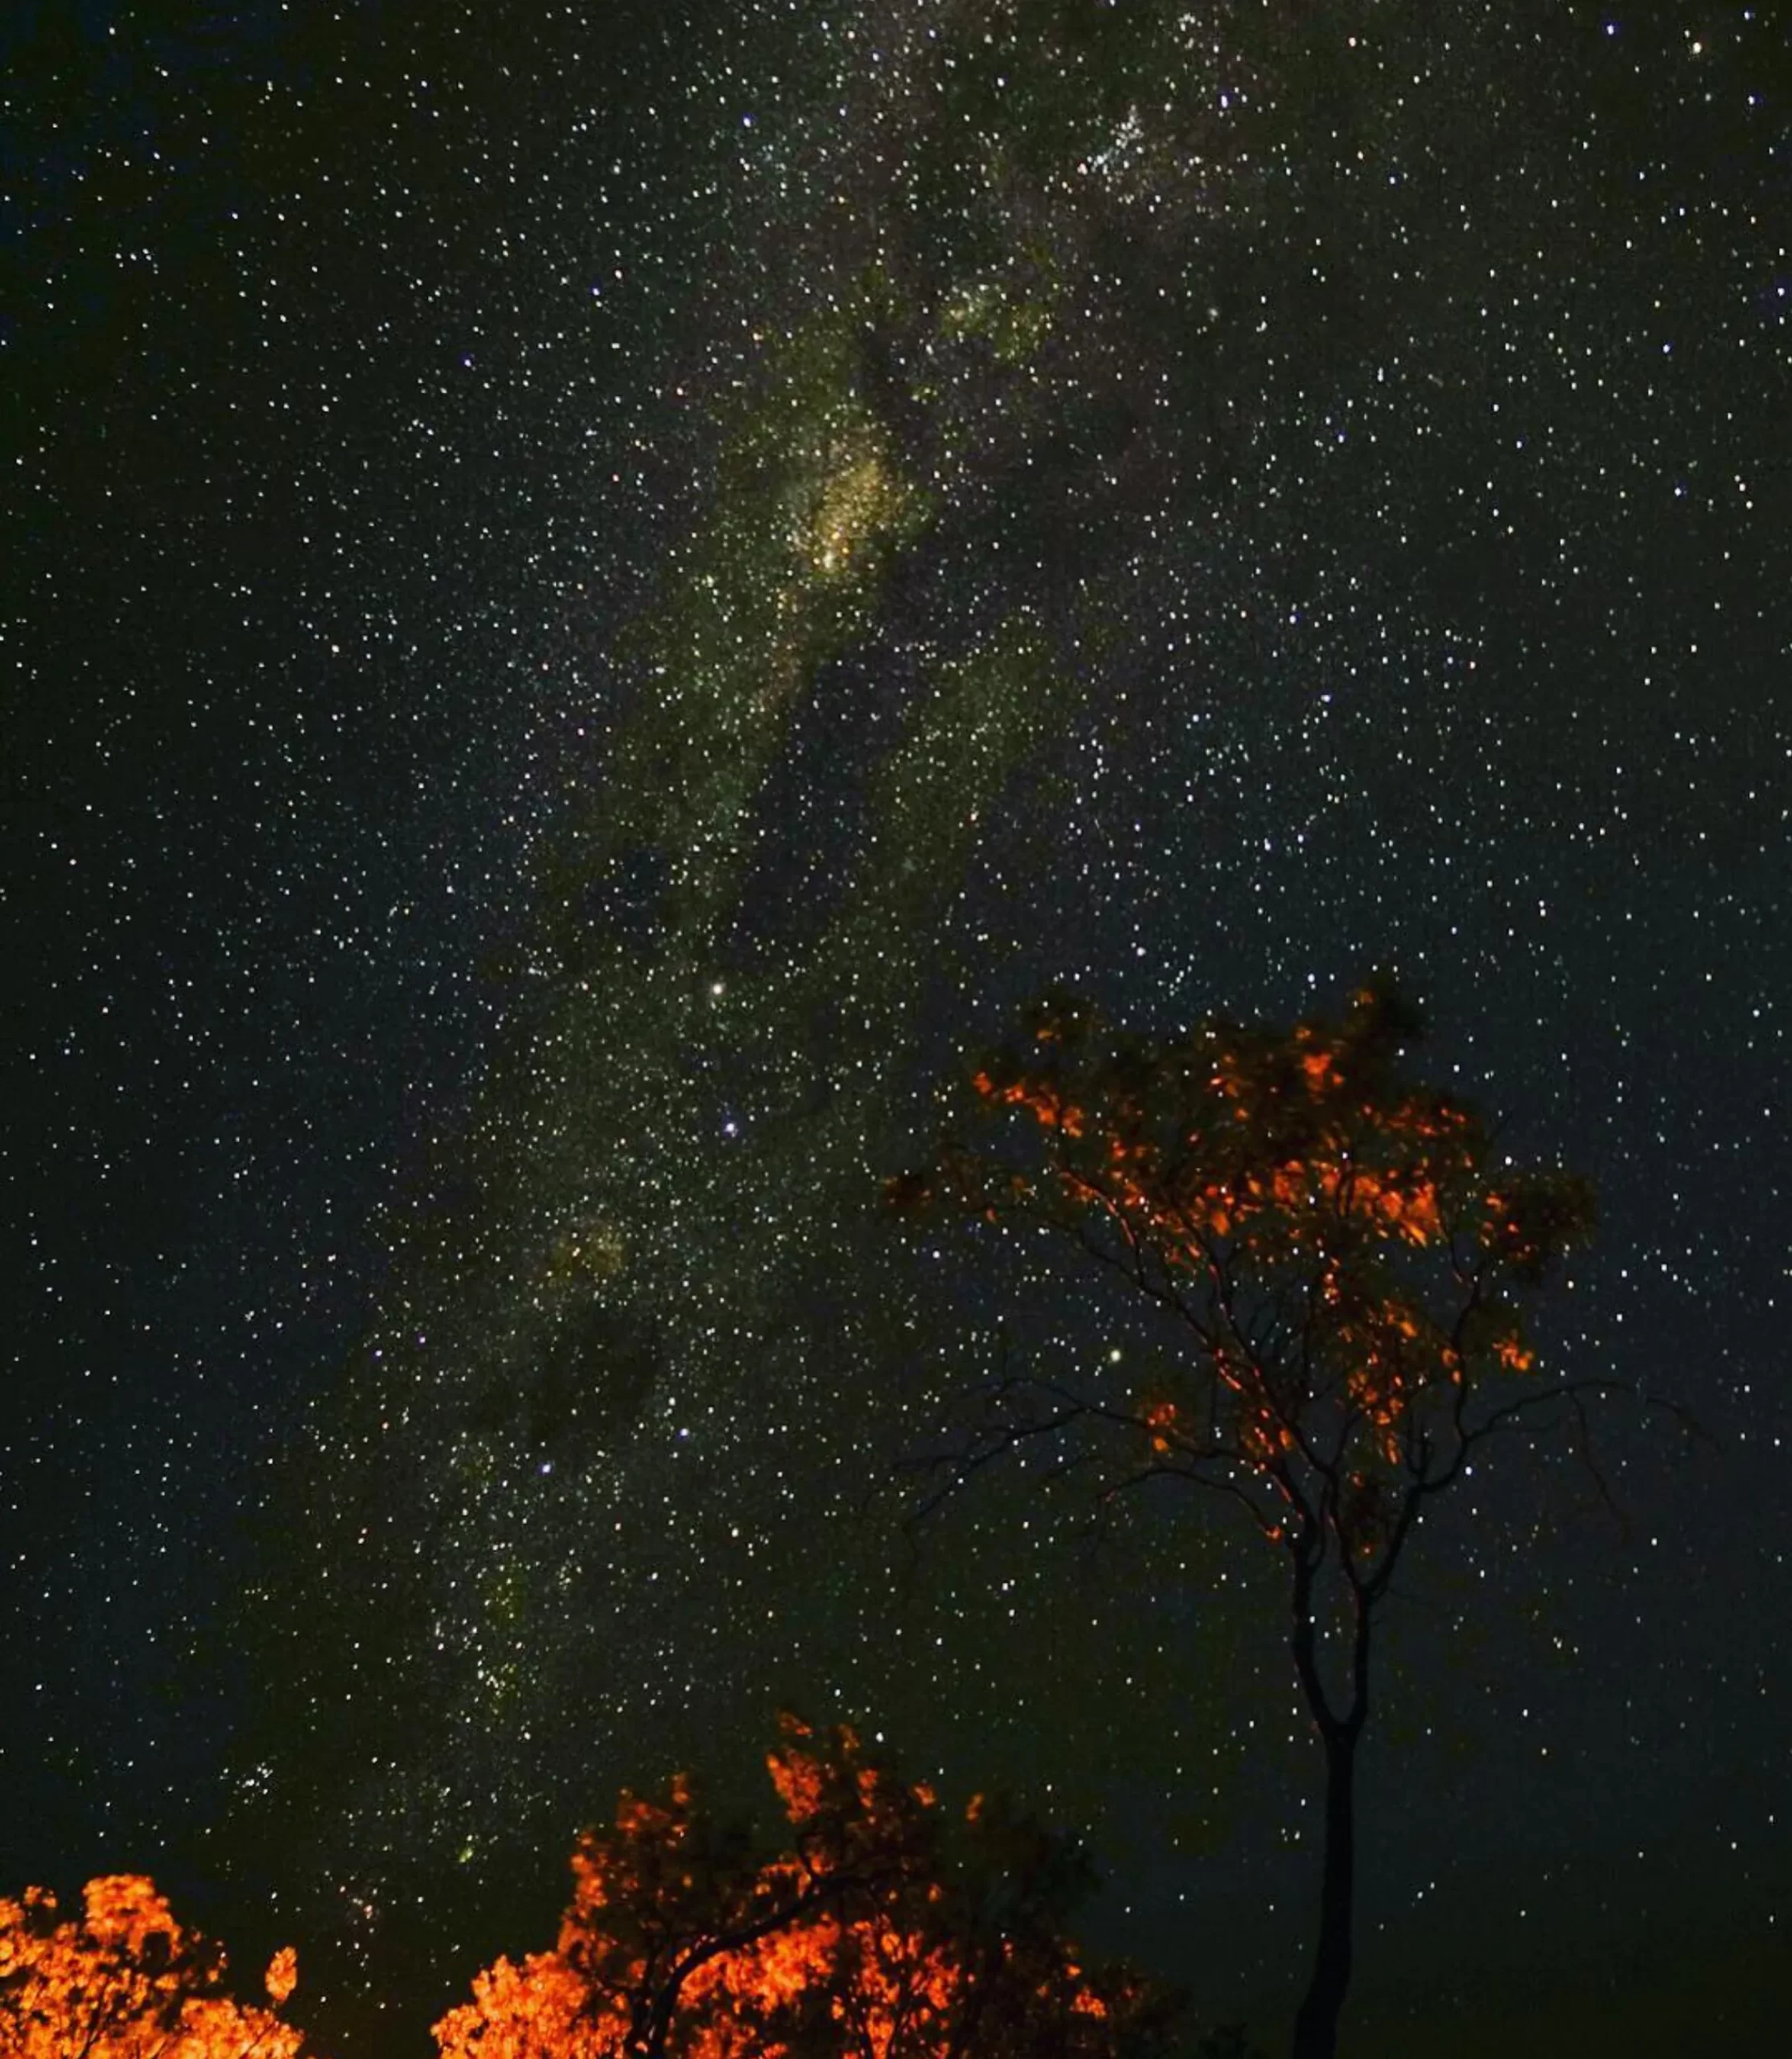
[4,3,1788,2053]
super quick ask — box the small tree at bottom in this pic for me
[433,1713,1182,2059]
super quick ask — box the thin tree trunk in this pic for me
[1290,1723,1358,2059]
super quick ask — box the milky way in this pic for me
[6,5,1786,2054]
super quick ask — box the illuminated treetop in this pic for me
[0,1874,313,2059]
[894,976,1598,1582]
[433,1714,1178,2059]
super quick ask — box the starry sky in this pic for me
[3,3,1788,2053]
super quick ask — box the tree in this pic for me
[888,978,1653,2059]
[0,1872,317,2058]
[432,1714,1180,2059]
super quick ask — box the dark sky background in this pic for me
[3,3,1788,2054]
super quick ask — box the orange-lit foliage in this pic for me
[0,1874,317,2058]
[434,1716,1177,2059]
[892,977,1594,1592]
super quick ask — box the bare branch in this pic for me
[1467,1376,1704,1447]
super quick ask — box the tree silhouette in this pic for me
[889,979,1661,2059]
[433,1713,1179,2059]
[0,1872,316,2058]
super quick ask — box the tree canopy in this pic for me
[893,978,1600,1586]
[433,1714,1179,2059]
[0,1873,313,2059]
